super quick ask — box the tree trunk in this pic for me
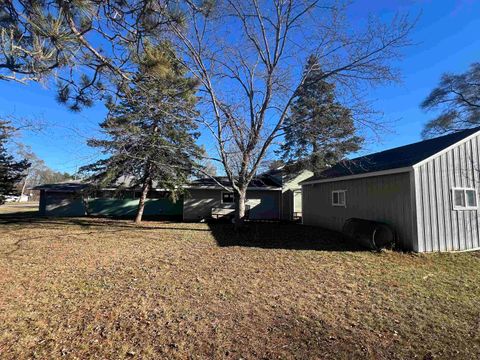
[311,141,321,176]
[135,180,150,224]
[18,174,29,202]
[81,193,91,216]
[234,188,247,230]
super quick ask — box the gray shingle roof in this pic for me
[32,182,91,192]
[304,127,480,182]
[188,176,282,189]
[33,175,282,192]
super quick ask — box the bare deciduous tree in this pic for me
[421,62,480,138]
[16,144,72,200]
[168,0,415,227]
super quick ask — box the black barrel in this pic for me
[342,218,395,250]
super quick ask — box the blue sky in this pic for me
[1,0,479,173]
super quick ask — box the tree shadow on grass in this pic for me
[1,214,210,257]
[0,209,39,220]
[0,213,209,233]
[207,221,365,252]
[1,212,365,252]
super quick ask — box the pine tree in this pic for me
[280,55,363,174]
[0,121,30,204]
[81,43,203,223]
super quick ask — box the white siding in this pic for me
[280,170,313,220]
[302,173,414,250]
[414,134,480,252]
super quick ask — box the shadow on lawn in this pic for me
[208,221,364,252]
[0,208,38,217]
[1,211,364,252]
[1,213,210,256]
[0,212,210,232]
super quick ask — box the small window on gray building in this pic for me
[452,188,477,210]
[221,192,235,204]
[332,190,346,207]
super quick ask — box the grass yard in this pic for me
[1,203,479,359]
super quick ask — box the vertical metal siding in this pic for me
[302,172,414,250]
[421,162,432,251]
[471,138,480,247]
[415,134,480,251]
[433,158,443,251]
[413,167,424,252]
[409,171,419,252]
[440,154,453,251]
[428,161,437,251]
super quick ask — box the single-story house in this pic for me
[183,168,312,221]
[183,176,280,221]
[34,168,312,221]
[301,127,480,252]
[261,168,313,221]
[34,182,183,218]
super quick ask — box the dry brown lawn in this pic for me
[1,203,479,359]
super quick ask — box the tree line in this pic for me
[0,124,73,204]
[1,1,477,224]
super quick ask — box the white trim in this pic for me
[283,169,314,188]
[451,187,478,211]
[413,129,480,169]
[301,167,413,186]
[443,246,480,253]
[331,190,347,207]
[410,169,420,252]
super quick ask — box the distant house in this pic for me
[34,168,312,221]
[301,127,480,252]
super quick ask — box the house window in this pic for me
[452,188,477,210]
[332,190,346,207]
[221,192,235,204]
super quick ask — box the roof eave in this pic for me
[300,166,413,186]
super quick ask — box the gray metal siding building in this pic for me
[303,172,414,249]
[302,127,480,252]
[413,133,480,252]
